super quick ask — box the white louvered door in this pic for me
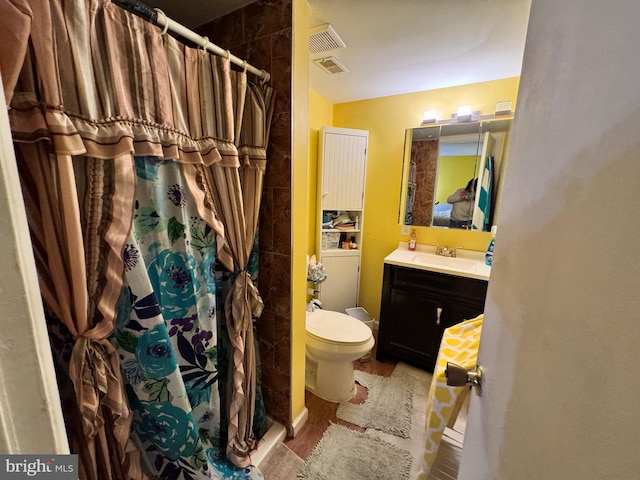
[321,129,367,210]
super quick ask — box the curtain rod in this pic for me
[112,0,271,83]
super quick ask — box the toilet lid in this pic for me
[306,309,372,344]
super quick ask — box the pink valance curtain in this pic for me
[1,0,273,477]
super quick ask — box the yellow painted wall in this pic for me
[291,0,310,424]
[308,89,333,258]
[436,155,477,204]
[331,77,520,320]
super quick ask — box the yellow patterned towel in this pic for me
[418,314,483,478]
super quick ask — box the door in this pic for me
[320,127,368,210]
[318,253,359,313]
[0,76,69,452]
[382,283,443,370]
[458,2,640,479]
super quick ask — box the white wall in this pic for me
[0,81,68,452]
[459,0,640,478]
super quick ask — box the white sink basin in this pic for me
[411,252,477,270]
[384,246,491,281]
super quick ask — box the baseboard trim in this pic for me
[289,407,309,438]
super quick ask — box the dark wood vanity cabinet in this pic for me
[377,263,487,371]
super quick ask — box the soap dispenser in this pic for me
[408,229,417,251]
[485,226,497,266]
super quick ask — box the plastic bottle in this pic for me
[408,229,417,251]
[485,226,497,266]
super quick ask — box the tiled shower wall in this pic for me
[198,0,293,429]
[411,139,439,226]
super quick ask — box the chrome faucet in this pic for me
[435,245,456,257]
[433,244,464,257]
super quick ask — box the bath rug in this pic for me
[336,370,413,438]
[298,422,412,480]
[260,443,304,480]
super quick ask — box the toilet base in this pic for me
[305,356,357,403]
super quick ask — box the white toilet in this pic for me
[305,308,375,402]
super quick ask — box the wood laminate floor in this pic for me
[284,330,398,460]
[282,329,467,480]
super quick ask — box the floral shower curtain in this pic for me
[113,156,258,479]
[1,0,273,478]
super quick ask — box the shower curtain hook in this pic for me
[201,36,209,50]
[226,50,231,62]
[154,8,169,35]
[242,60,248,73]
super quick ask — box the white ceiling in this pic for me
[145,0,532,104]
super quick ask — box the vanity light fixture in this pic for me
[495,100,513,116]
[456,104,473,122]
[421,109,439,125]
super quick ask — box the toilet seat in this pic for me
[306,309,372,346]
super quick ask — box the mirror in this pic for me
[399,118,512,231]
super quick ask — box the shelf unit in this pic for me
[316,127,368,313]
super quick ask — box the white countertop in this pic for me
[384,243,491,281]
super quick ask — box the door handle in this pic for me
[436,307,442,325]
[445,362,483,396]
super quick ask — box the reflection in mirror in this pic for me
[434,123,482,229]
[401,126,440,226]
[400,118,512,231]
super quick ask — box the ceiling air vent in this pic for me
[309,24,346,54]
[313,56,349,75]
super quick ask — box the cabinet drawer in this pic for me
[388,264,487,303]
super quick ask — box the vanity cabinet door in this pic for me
[377,282,444,370]
[443,299,485,330]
